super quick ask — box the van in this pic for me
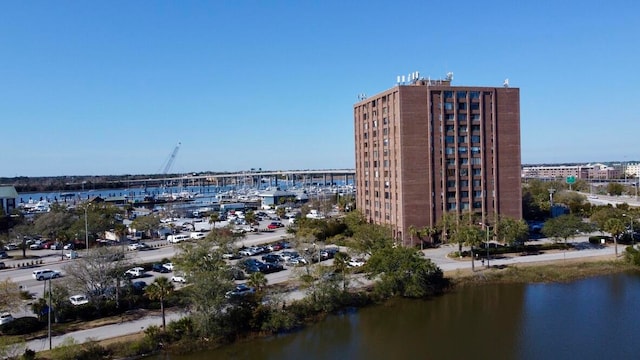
[167,234,190,244]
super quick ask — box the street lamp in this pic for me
[84,205,89,255]
[623,213,634,248]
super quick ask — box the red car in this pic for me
[267,222,284,230]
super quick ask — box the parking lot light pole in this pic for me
[84,206,89,255]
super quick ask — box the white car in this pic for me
[32,269,62,281]
[348,258,366,267]
[128,243,149,251]
[0,312,13,325]
[163,262,174,271]
[171,274,186,283]
[69,295,89,306]
[125,267,145,278]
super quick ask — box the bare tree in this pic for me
[61,246,131,302]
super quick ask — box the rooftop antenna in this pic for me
[446,72,454,81]
[503,78,510,87]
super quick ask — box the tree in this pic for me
[604,218,625,257]
[495,217,529,246]
[247,272,267,294]
[130,214,161,239]
[276,207,286,219]
[420,226,438,248]
[408,225,418,248]
[0,279,21,311]
[145,277,174,330]
[450,224,484,271]
[332,251,351,291]
[244,210,257,227]
[542,214,586,246]
[61,246,131,303]
[208,212,220,230]
[172,232,235,337]
[366,246,446,298]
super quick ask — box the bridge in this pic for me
[116,169,356,188]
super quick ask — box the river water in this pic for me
[152,272,640,360]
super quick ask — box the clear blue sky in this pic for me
[1,0,638,177]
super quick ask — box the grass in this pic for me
[448,257,639,287]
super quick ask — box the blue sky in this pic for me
[1,0,638,177]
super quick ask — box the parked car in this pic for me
[261,262,284,273]
[162,262,174,271]
[348,258,366,267]
[32,269,61,281]
[0,312,14,325]
[3,244,18,251]
[131,281,147,292]
[225,283,255,298]
[267,221,284,229]
[261,254,283,263]
[0,251,9,259]
[0,262,5,270]
[29,243,43,250]
[128,242,150,251]
[69,294,89,306]
[171,274,187,283]
[124,267,145,278]
[152,263,170,273]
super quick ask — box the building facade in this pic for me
[354,77,522,246]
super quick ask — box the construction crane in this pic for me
[160,142,181,174]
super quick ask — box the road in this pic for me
[1,229,623,352]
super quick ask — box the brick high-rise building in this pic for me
[354,75,521,246]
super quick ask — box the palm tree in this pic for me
[247,272,267,294]
[145,276,175,330]
[604,218,625,257]
[421,226,438,249]
[333,251,350,291]
[408,225,418,248]
[209,212,220,230]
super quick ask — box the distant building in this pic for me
[354,74,522,246]
[522,163,620,180]
[0,186,18,215]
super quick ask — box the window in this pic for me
[446,158,456,166]
[474,190,483,197]
[447,180,456,187]
[461,191,469,198]
[447,191,456,198]
[446,114,455,121]
[459,136,467,143]
[445,102,454,110]
[445,147,455,155]
[472,125,480,131]
[458,103,467,111]
[384,160,389,167]
[459,125,467,133]
[459,147,468,153]
[446,125,455,132]
[472,169,481,176]
[460,158,469,165]
[461,202,469,210]
[471,146,480,154]
[473,179,481,186]
[470,91,480,99]
[445,136,455,144]
[472,114,481,121]
[471,157,481,165]
[448,203,457,210]
[373,120,378,128]
[473,201,482,208]
[471,135,481,143]
[383,138,389,147]
[384,192,390,199]
[460,180,468,187]
[470,102,480,111]
[458,114,467,121]
[444,91,453,98]
[457,91,466,99]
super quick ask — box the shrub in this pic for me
[0,317,43,335]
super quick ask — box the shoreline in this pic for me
[34,255,635,358]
